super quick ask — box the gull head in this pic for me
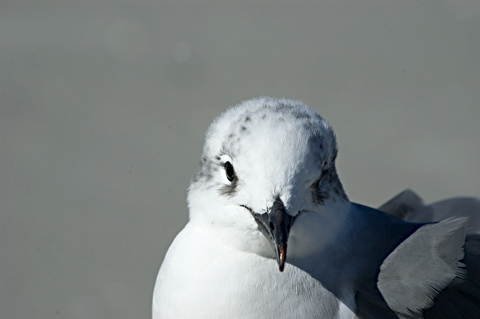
[187,97,349,271]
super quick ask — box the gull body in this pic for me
[153,98,480,319]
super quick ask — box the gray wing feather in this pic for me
[380,190,480,235]
[379,190,480,318]
[378,189,424,220]
[424,234,480,318]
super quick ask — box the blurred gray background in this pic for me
[1,1,479,318]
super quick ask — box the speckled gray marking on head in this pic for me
[323,166,347,200]
[310,165,347,205]
[192,97,347,204]
[272,101,288,112]
[297,112,311,119]
[311,178,329,205]
[308,134,325,163]
[218,179,238,197]
[192,156,215,184]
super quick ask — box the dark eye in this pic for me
[224,161,235,182]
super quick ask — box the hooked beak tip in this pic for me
[246,197,295,273]
[278,245,287,272]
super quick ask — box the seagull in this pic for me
[152,97,480,319]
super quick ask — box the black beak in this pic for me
[250,197,295,272]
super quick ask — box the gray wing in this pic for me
[379,190,480,318]
[379,189,480,234]
[423,235,480,319]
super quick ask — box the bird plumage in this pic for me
[153,97,480,319]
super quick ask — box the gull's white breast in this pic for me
[153,222,352,319]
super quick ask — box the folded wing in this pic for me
[378,190,480,318]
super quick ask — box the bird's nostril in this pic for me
[269,222,275,230]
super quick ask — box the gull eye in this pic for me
[224,161,235,182]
